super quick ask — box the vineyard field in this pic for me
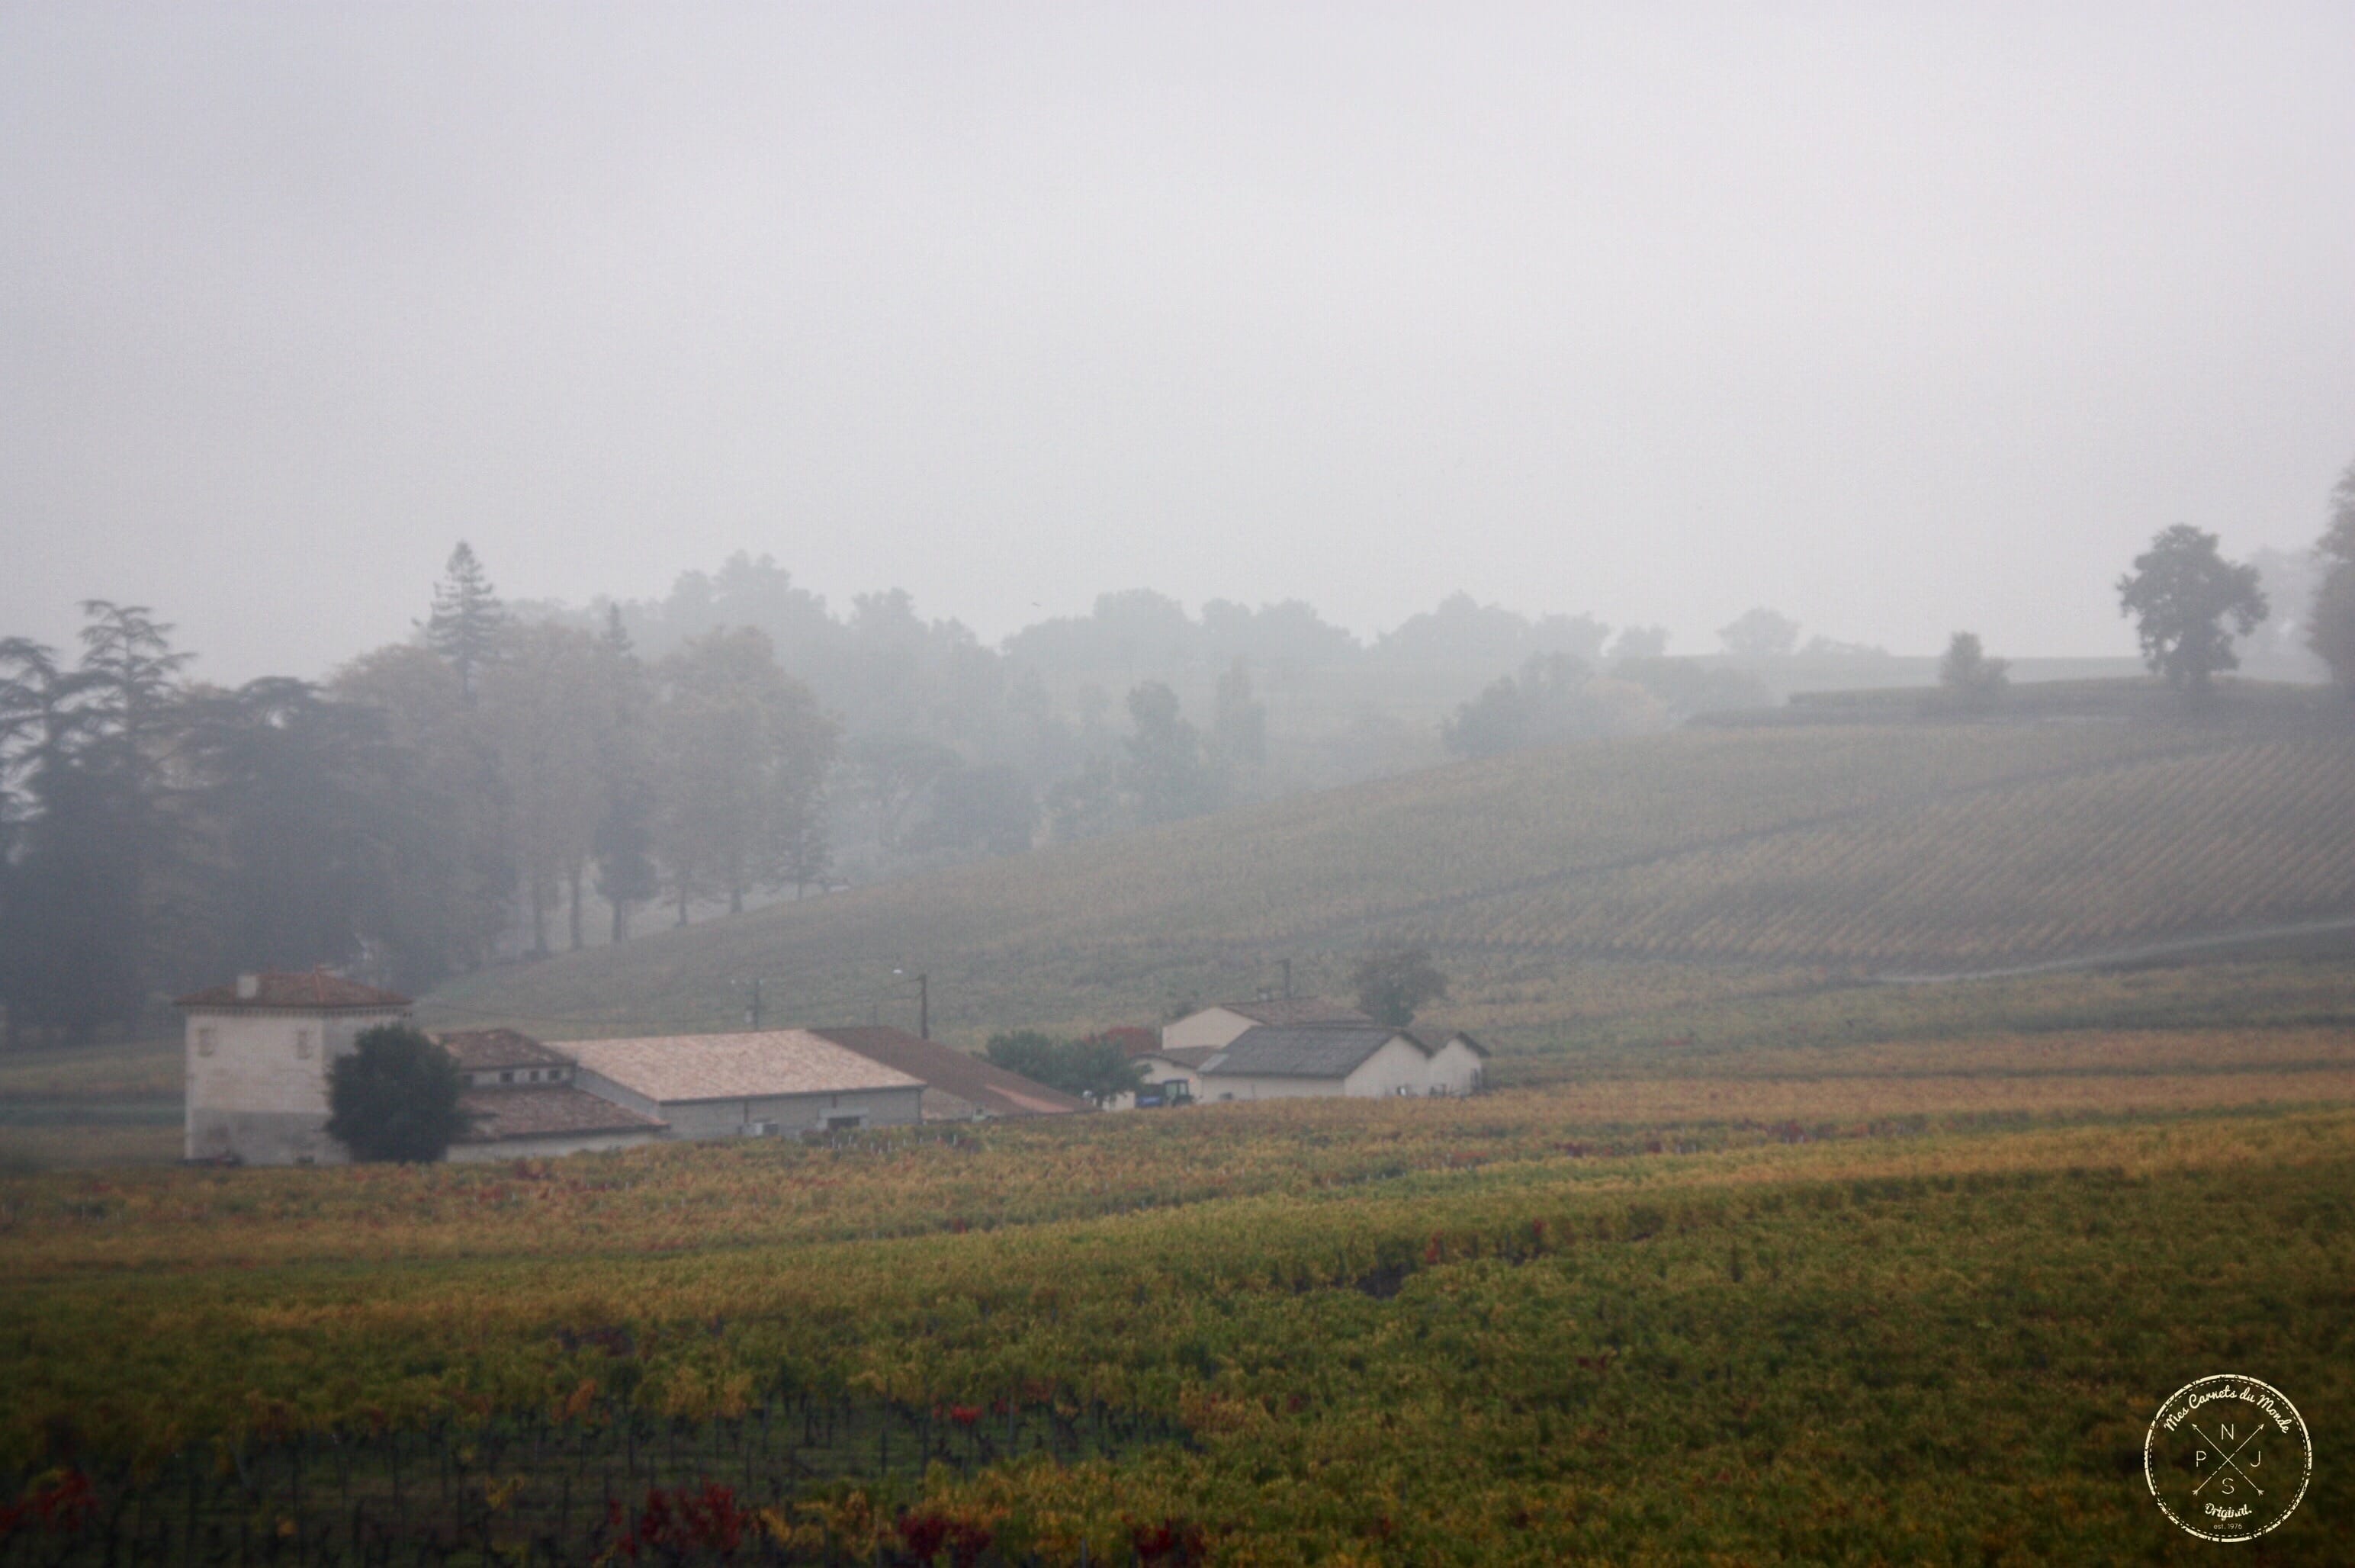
[5,1023,2354,1561]
[420,717,2355,1047]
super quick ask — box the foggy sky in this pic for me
[5,4,2353,684]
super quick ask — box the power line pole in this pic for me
[744,977,762,1030]
[1280,959,1292,1000]
[917,972,929,1040]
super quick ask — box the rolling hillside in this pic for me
[423,713,2355,1046]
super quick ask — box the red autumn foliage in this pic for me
[608,1480,750,1560]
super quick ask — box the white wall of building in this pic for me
[1160,1007,1260,1054]
[184,1005,408,1164]
[573,1073,924,1139]
[1425,1039,1486,1096]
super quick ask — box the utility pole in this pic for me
[894,967,931,1040]
[744,978,762,1030]
[1280,959,1292,1000]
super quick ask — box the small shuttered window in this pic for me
[196,1027,217,1057]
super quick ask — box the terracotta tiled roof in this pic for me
[811,1027,1092,1118]
[175,971,411,1011]
[1217,998,1373,1028]
[436,1029,573,1072]
[555,1030,924,1104]
[455,1086,666,1142]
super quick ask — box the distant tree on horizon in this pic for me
[1717,607,1801,658]
[2117,525,2267,692]
[1936,632,2009,712]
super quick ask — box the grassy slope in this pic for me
[423,715,2355,1048]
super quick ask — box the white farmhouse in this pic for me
[1194,1024,1427,1101]
[176,970,413,1164]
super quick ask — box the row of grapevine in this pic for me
[7,1104,2351,1561]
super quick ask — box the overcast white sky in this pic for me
[4,4,2351,682]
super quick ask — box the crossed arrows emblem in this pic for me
[2190,1422,2264,1497]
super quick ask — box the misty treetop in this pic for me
[2116,523,2269,692]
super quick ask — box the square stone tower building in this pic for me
[175,971,412,1164]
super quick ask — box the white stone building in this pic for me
[176,971,414,1164]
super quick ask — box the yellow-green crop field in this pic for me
[4,1016,2353,1563]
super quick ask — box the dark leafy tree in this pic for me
[984,1030,1145,1105]
[1351,940,1447,1027]
[425,541,507,704]
[2116,525,2268,692]
[0,606,191,1043]
[325,1023,468,1162]
[1935,632,2009,712]
[178,679,416,978]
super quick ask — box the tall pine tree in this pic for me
[425,542,507,704]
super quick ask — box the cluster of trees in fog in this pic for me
[6,456,2349,1045]
[0,554,840,1041]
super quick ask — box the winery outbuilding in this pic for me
[556,1030,926,1137]
[1194,1023,1489,1102]
[439,1029,667,1162]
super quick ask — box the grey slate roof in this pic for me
[455,1085,666,1142]
[1219,998,1373,1027]
[1200,1024,1422,1080]
[1406,1028,1489,1058]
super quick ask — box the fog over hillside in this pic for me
[5,5,2353,685]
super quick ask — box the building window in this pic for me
[500,1071,514,1084]
[294,1029,313,1059]
[196,1027,216,1057]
